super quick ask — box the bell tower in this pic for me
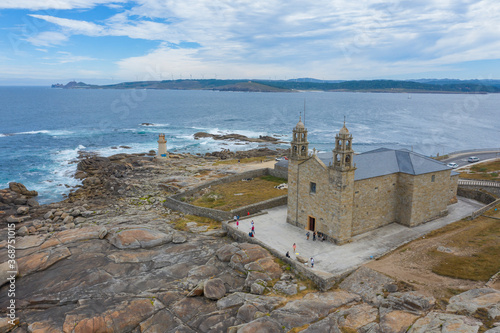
[328,120,356,244]
[333,120,354,171]
[290,116,309,160]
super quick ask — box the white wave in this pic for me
[8,129,74,136]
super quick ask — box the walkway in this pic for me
[230,197,484,278]
[458,179,500,187]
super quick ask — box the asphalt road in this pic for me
[442,150,500,168]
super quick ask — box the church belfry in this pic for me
[333,121,354,171]
[290,116,309,160]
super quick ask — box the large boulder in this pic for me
[204,278,226,300]
[216,244,240,262]
[107,228,172,249]
[408,312,482,333]
[447,288,500,320]
[380,310,420,333]
[380,291,436,315]
[9,182,38,197]
[339,266,395,305]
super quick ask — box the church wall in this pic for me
[449,174,459,204]
[352,174,399,236]
[286,161,299,226]
[396,173,416,226]
[406,170,451,226]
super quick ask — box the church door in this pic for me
[308,216,316,231]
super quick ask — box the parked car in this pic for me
[447,162,459,169]
[275,156,288,161]
[468,156,480,163]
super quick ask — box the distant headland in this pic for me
[51,78,500,94]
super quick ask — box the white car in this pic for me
[467,156,480,163]
[447,162,459,169]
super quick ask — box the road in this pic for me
[441,150,500,168]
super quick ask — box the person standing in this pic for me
[313,232,316,241]
[251,220,254,227]
[306,231,310,240]
[236,220,239,229]
[293,243,296,253]
[251,225,255,234]
[310,257,314,268]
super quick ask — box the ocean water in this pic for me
[1,87,499,204]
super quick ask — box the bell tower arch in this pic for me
[290,116,309,160]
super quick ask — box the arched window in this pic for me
[294,145,298,152]
[336,154,341,162]
[345,155,350,164]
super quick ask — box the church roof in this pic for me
[314,148,451,180]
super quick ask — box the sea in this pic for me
[1,86,499,204]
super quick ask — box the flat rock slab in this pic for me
[217,292,285,311]
[339,266,395,305]
[17,246,71,276]
[16,234,48,250]
[447,288,500,319]
[108,228,172,249]
[41,227,102,249]
[204,278,226,300]
[408,312,482,333]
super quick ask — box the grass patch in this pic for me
[433,154,449,161]
[459,159,500,181]
[173,214,220,231]
[213,156,273,165]
[429,207,500,281]
[189,176,287,211]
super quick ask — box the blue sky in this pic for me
[0,0,499,85]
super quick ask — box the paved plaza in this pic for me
[229,197,484,278]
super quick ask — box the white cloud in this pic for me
[29,15,103,35]
[25,31,69,47]
[0,0,125,10]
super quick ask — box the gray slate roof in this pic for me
[277,148,453,181]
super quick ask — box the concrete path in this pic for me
[231,197,484,277]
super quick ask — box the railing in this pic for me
[458,179,500,188]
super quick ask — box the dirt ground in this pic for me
[366,217,500,300]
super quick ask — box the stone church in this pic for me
[285,117,459,244]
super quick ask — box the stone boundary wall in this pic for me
[457,187,497,204]
[271,165,288,179]
[231,195,287,217]
[223,220,342,291]
[458,185,500,199]
[164,168,288,221]
[470,198,500,219]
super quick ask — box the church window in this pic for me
[294,145,297,152]
[301,145,306,151]
[431,175,435,182]
[310,182,316,193]
[345,155,350,163]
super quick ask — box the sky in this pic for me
[1,0,500,85]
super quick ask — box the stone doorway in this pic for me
[308,216,316,231]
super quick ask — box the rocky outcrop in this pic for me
[8,182,38,197]
[339,266,395,305]
[446,288,500,320]
[194,132,281,143]
[408,312,482,333]
[107,228,173,249]
[204,278,227,300]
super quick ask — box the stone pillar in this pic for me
[157,134,168,159]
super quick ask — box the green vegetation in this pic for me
[173,214,219,231]
[190,176,287,211]
[213,156,273,165]
[459,159,500,180]
[429,205,500,281]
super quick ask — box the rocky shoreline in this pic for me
[1,150,499,332]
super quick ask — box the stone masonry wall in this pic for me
[164,168,288,222]
[352,174,399,236]
[406,170,451,227]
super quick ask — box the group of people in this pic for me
[286,243,314,268]
[305,231,326,241]
[233,216,255,237]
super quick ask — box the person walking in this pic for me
[251,220,254,227]
[236,220,239,229]
[293,243,296,253]
[306,231,310,240]
[310,257,314,268]
[313,232,316,241]
[251,225,255,234]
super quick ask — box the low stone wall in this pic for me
[457,187,497,204]
[223,220,340,291]
[231,195,287,217]
[164,168,288,221]
[470,198,500,219]
[163,197,232,221]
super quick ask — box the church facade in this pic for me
[286,118,459,244]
